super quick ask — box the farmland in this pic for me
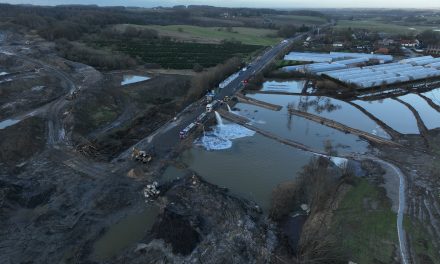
[269,14,328,26]
[335,19,437,34]
[92,40,262,69]
[116,24,280,46]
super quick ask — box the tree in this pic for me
[278,25,297,38]
[418,30,440,46]
[192,63,203,72]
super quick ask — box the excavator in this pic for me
[131,147,153,164]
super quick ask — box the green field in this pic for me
[118,24,280,46]
[271,14,327,25]
[92,40,262,69]
[404,217,440,263]
[331,179,398,263]
[335,20,436,34]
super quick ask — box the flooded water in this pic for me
[181,133,315,211]
[92,205,160,260]
[398,93,440,130]
[0,119,20,129]
[196,123,255,150]
[352,99,419,134]
[0,71,7,76]
[121,75,150,86]
[261,79,306,93]
[421,88,440,107]
[165,79,440,245]
[248,93,390,139]
[160,165,187,183]
[234,102,369,154]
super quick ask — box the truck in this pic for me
[206,99,219,112]
[179,122,197,139]
[196,112,208,124]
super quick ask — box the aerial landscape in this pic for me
[0,1,440,263]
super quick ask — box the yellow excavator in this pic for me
[131,147,152,164]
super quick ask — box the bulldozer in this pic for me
[131,147,152,164]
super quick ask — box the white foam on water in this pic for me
[196,124,255,151]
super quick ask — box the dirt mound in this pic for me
[112,174,277,263]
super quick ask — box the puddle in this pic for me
[0,71,7,76]
[160,165,187,183]
[261,80,306,93]
[31,86,45,92]
[0,119,20,129]
[92,205,160,260]
[121,75,150,86]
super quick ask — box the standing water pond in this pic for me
[121,75,150,86]
[92,205,160,261]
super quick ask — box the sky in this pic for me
[1,0,439,9]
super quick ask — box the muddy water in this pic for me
[121,75,150,86]
[180,133,314,211]
[92,205,160,260]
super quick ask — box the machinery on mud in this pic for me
[65,88,81,100]
[143,181,160,201]
[131,147,153,164]
[223,96,231,102]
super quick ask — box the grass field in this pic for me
[270,14,327,25]
[331,179,398,264]
[118,24,280,46]
[335,20,436,34]
[404,217,440,263]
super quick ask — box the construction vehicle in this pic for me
[65,88,80,101]
[131,147,152,164]
[206,103,213,112]
[143,181,160,200]
[179,122,197,139]
[206,99,219,112]
[205,90,215,103]
[223,96,231,102]
[196,112,208,124]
